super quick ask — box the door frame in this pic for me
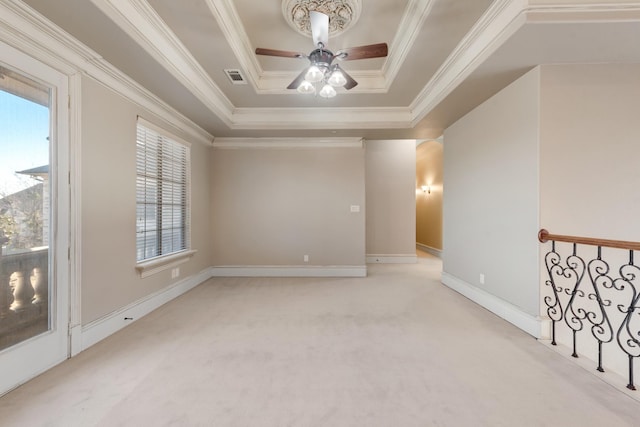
[0,39,75,396]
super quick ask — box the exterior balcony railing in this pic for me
[0,247,48,351]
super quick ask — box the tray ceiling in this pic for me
[18,0,640,139]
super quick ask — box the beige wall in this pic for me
[540,63,640,241]
[443,68,540,317]
[210,145,365,266]
[365,140,417,257]
[80,76,212,324]
[538,63,640,375]
[416,140,443,251]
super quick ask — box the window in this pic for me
[136,118,190,263]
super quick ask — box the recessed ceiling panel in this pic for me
[237,0,406,72]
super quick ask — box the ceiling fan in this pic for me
[255,11,388,98]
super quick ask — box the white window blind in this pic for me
[136,120,190,262]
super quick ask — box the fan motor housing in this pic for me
[309,48,335,68]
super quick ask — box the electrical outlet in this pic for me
[479,273,485,285]
[171,267,180,278]
[304,255,309,262]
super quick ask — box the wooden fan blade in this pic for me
[255,48,305,59]
[339,67,358,90]
[287,67,310,90]
[310,11,329,47]
[337,43,388,61]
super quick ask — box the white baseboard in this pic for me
[210,265,367,277]
[79,267,213,352]
[69,324,82,356]
[366,254,417,264]
[416,243,442,258]
[441,272,549,338]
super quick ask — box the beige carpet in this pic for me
[2,254,640,426]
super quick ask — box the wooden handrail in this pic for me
[538,229,640,251]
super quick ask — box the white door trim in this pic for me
[0,40,72,397]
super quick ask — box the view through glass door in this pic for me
[0,45,70,395]
[0,66,51,351]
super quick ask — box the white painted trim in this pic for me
[0,1,213,146]
[381,0,435,87]
[257,70,388,94]
[526,2,640,21]
[136,250,197,278]
[69,325,83,357]
[8,0,638,135]
[229,106,413,130]
[204,0,263,91]
[366,255,418,264]
[213,137,364,149]
[89,0,234,125]
[80,267,213,351]
[210,266,367,277]
[410,0,528,125]
[441,272,549,338]
[0,2,79,75]
[0,39,72,396]
[416,243,442,258]
[203,0,433,94]
[408,1,640,127]
[69,72,82,357]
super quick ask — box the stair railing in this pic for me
[539,229,640,390]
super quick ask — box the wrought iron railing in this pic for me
[0,248,48,351]
[539,229,640,390]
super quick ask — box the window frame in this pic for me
[135,117,195,277]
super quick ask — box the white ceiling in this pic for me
[20,0,640,140]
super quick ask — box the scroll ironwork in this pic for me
[539,229,640,390]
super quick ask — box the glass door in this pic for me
[0,43,70,396]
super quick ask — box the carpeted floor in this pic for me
[2,253,640,426]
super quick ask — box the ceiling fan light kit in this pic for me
[297,80,316,94]
[298,62,346,96]
[256,4,388,98]
[318,84,337,98]
[305,65,325,83]
[327,68,347,87]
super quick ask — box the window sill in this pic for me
[135,250,197,278]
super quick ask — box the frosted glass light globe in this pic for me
[297,80,316,94]
[318,84,336,98]
[305,66,324,83]
[328,70,347,87]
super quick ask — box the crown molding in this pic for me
[206,0,433,94]
[212,137,364,149]
[0,2,94,76]
[230,106,412,130]
[8,0,640,135]
[203,0,263,91]
[89,0,235,126]
[409,0,529,125]
[0,1,213,146]
[409,0,640,126]
[380,0,435,85]
[256,70,388,93]
[78,0,529,130]
[525,1,640,21]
